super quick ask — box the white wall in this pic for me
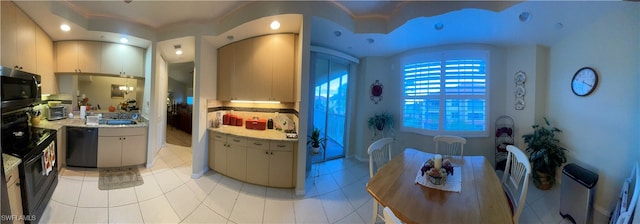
[547,4,640,216]
[192,36,217,178]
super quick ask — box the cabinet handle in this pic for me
[233,139,241,143]
[277,145,286,148]
[254,142,263,146]
[270,152,274,155]
[15,182,19,187]
[7,175,12,183]
[79,69,82,73]
[265,151,269,154]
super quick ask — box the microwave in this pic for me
[0,66,41,111]
[46,106,67,121]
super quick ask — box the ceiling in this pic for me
[14,1,633,66]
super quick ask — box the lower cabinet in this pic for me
[98,127,147,167]
[208,131,295,188]
[6,168,23,224]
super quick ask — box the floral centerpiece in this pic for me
[420,157,454,185]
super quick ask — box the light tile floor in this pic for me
[40,144,603,223]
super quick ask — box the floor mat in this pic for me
[98,166,144,190]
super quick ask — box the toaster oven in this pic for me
[46,105,66,120]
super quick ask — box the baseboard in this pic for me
[191,168,208,179]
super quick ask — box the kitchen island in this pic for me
[208,126,298,188]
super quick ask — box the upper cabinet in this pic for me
[1,1,37,73]
[55,41,102,74]
[55,41,145,77]
[217,34,296,102]
[35,25,56,94]
[101,42,144,77]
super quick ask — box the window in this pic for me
[402,51,488,137]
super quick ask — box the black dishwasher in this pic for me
[66,127,98,167]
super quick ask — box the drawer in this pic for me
[247,139,269,150]
[270,141,293,152]
[100,127,146,137]
[5,167,19,185]
[210,133,226,142]
[227,136,247,147]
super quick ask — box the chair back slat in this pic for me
[501,145,531,224]
[434,135,466,159]
[368,137,394,178]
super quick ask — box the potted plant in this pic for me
[367,112,394,131]
[307,127,326,154]
[522,117,567,190]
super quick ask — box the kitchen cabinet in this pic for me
[246,139,270,185]
[216,45,234,101]
[5,167,23,223]
[208,133,247,180]
[55,41,102,74]
[36,25,56,94]
[101,42,145,77]
[208,130,295,187]
[1,1,37,73]
[98,127,147,167]
[216,34,296,102]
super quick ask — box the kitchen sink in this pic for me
[99,119,137,125]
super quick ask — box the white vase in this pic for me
[311,146,320,154]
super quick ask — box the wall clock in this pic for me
[571,67,598,96]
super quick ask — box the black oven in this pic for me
[0,66,41,111]
[2,109,57,223]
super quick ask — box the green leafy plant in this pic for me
[307,127,326,149]
[522,117,567,189]
[367,112,394,131]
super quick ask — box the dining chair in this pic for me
[367,137,394,224]
[433,135,466,159]
[501,145,531,224]
[609,162,639,224]
[383,207,403,224]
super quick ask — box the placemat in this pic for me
[415,167,462,193]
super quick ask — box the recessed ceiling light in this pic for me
[334,31,342,37]
[174,44,182,55]
[227,35,234,41]
[519,12,531,22]
[367,38,375,44]
[434,23,444,31]
[270,21,280,30]
[60,24,71,32]
[120,37,128,43]
[555,22,564,30]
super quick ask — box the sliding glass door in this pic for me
[312,52,350,162]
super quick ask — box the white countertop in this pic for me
[208,125,298,142]
[34,118,149,129]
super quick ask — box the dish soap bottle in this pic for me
[267,118,274,129]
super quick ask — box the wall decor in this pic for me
[514,71,526,110]
[111,84,125,98]
[571,67,598,96]
[370,80,383,104]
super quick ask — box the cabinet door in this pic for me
[100,42,122,75]
[55,41,78,72]
[233,39,254,100]
[213,140,227,174]
[252,36,273,101]
[269,150,294,187]
[1,1,17,69]
[246,140,269,186]
[121,135,147,166]
[271,34,295,102]
[217,45,234,101]
[77,41,101,73]
[97,136,123,167]
[121,45,144,77]
[36,26,56,94]
[15,6,36,73]
[7,176,23,221]
[226,137,247,180]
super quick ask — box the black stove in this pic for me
[2,127,56,158]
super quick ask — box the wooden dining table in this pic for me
[366,148,513,224]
